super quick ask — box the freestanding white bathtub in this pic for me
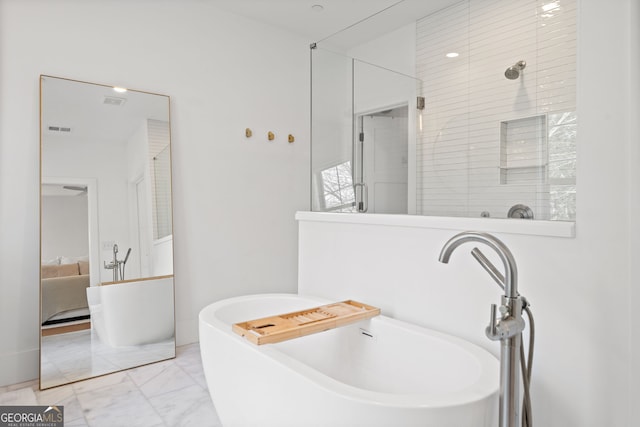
[199,293,499,427]
[86,276,174,347]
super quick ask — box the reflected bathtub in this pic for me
[199,293,499,427]
[86,276,174,347]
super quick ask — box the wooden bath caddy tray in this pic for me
[232,300,380,345]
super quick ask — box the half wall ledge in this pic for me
[295,212,575,238]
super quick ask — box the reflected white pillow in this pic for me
[60,255,89,264]
[42,257,60,265]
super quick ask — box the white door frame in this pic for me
[42,176,100,286]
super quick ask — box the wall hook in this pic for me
[288,134,295,143]
[268,131,275,141]
[245,128,252,138]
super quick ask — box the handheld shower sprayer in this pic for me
[120,248,132,281]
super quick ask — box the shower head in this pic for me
[505,67,520,80]
[505,60,526,80]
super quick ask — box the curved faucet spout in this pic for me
[438,231,518,299]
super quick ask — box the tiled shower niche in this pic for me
[500,115,547,185]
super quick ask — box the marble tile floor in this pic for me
[41,329,175,389]
[0,343,222,426]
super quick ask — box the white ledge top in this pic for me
[295,211,575,238]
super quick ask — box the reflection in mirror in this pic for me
[39,76,175,389]
[311,48,420,216]
[153,144,172,240]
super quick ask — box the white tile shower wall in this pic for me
[416,0,576,220]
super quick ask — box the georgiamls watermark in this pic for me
[0,406,63,427]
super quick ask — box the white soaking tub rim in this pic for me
[199,293,499,408]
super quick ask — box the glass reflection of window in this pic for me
[148,118,172,240]
[320,161,356,212]
[153,145,172,239]
[548,111,577,221]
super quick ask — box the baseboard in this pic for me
[0,349,39,387]
[41,321,91,336]
[176,317,198,346]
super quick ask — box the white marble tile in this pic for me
[147,383,222,427]
[0,344,219,427]
[0,387,38,405]
[174,347,207,387]
[36,389,85,425]
[184,366,209,390]
[135,364,197,399]
[126,358,175,388]
[76,380,164,427]
[71,370,129,395]
[65,417,89,427]
[35,382,75,404]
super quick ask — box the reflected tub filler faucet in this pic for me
[103,243,132,282]
[439,231,534,427]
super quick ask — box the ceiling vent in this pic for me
[103,96,126,106]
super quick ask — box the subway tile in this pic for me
[416,0,575,218]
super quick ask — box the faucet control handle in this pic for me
[486,301,525,341]
[488,304,497,336]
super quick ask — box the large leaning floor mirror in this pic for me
[39,75,175,389]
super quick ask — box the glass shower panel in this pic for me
[311,46,423,214]
[352,59,422,215]
[311,47,356,212]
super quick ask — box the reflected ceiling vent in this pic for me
[103,96,126,106]
[48,126,71,133]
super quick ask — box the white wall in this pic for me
[348,22,418,116]
[628,0,640,415]
[299,1,636,426]
[41,195,89,261]
[347,23,416,77]
[0,0,309,386]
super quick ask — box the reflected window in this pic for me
[548,111,577,220]
[320,161,356,212]
[148,119,172,240]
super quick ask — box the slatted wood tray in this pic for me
[232,300,380,345]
